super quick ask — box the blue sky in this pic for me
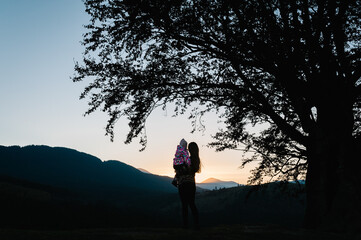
[0,0,253,184]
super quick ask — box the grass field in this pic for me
[0,225,356,240]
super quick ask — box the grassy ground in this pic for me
[0,225,357,240]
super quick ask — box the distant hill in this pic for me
[198,177,239,190]
[138,168,152,174]
[0,145,177,200]
[201,177,223,183]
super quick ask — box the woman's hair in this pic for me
[188,142,201,173]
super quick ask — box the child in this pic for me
[172,139,191,187]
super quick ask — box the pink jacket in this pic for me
[173,145,191,166]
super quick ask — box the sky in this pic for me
[0,0,256,184]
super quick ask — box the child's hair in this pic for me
[188,142,201,173]
[180,138,187,149]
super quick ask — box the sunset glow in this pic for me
[0,0,252,184]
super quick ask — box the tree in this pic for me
[73,0,361,232]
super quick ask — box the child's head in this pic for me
[179,138,187,149]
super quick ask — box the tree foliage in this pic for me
[74,0,361,230]
[74,0,361,181]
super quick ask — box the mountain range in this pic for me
[197,177,240,190]
[0,145,306,229]
[0,145,177,197]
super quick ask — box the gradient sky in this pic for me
[0,0,256,184]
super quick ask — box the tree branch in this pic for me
[232,63,308,146]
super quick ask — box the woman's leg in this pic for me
[188,182,199,229]
[179,182,199,229]
[178,184,189,228]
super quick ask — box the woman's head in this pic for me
[188,142,201,173]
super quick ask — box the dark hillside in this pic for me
[198,182,306,227]
[0,145,306,230]
[159,182,306,228]
[0,145,177,199]
[0,174,178,229]
[0,145,180,228]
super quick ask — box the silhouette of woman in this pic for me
[173,141,201,230]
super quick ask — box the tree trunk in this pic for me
[304,96,361,232]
